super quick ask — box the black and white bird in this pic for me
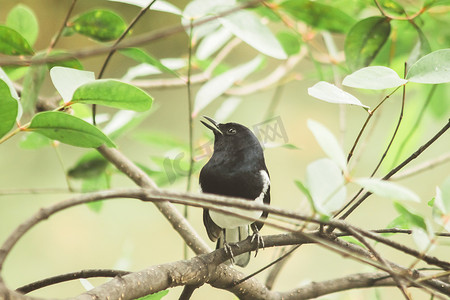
[200,116,270,267]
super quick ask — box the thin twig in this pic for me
[47,0,78,53]
[391,152,450,180]
[347,86,401,163]
[184,18,195,261]
[339,118,450,221]
[345,226,412,299]
[93,0,157,125]
[16,269,130,294]
[369,68,406,177]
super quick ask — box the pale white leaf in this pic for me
[193,56,262,116]
[196,26,233,60]
[213,97,241,122]
[182,0,234,39]
[307,119,347,172]
[103,110,138,134]
[355,178,420,202]
[343,66,407,90]
[122,58,186,81]
[308,81,368,108]
[306,158,346,216]
[219,9,287,59]
[79,279,95,291]
[50,67,95,103]
[412,226,435,252]
[406,49,450,84]
[108,0,182,15]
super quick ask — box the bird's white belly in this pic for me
[209,170,269,229]
[210,205,263,229]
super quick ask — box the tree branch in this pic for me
[96,146,210,255]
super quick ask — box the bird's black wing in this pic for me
[203,208,222,242]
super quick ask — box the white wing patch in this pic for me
[210,170,270,229]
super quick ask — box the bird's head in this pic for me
[201,116,261,154]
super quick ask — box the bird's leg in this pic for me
[222,229,236,264]
[250,224,264,257]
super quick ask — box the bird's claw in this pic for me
[223,242,236,264]
[250,231,264,257]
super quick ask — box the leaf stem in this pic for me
[347,85,401,163]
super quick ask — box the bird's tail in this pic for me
[216,226,250,267]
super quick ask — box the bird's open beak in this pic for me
[201,116,222,135]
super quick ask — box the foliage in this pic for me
[0,0,449,299]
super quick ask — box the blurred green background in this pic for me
[0,0,449,299]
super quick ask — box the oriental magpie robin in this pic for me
[200,116,270,267]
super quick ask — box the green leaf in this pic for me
[424,0,450,8]
[377,0,405,14]
[50,67,96,103]
[28,111,116,148]
[2,65,28,81]
[340,236,366,248]
[86,198,104,213]
[119,48,179,77]
[193,56,263,116]
[306,158,346,216]
[71,79,153,111]
[21,54,46,113]
[46,50,84,70]
[280,0,355,33]
[68,151,109,179]
[382,215,410,236]
[19,132,52,149]
[343,66,407,90]
[6,4,39,46]
[308,81,368,107]
[0,25,34,55]
[307,119,347,172]
[219,10,287,59]
[70,9,127,42]
[134,290,169,300]
[393,202,427,230]
[0,80,18,139]
[355,178,420,202]
[406,49,450,84]
[82,172,111,212]
[281,143,301,150]
[344,17,391,71]
[277,31,301,56]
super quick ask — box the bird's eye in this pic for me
[227,128,236,135]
